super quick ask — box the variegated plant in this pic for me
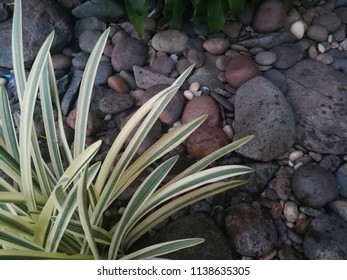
[0,0,253,259]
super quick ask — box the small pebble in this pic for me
[290,20,305,39]
[309,151,322,162]
[317,43,326,53]
[283,201,299,223]
[289,150,304,162]
[223,125,234,140]
[255,51,277,66]
[299,206,322,217]
[189,82,200,92]
[316,53,334,64]
[184,90,194,100]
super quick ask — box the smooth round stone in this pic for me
[181,95,220,126]
[255,51,277,66]
[216,55,232,71]
[51,54,71,70]
[225,55,261,88]
[289,150,304,162]
[79,30,103,54]
[283,201,299,223]
[74,16,107,39]
[307,25,329,42]
[176,58,191,75]
[187,48,205,68]
[225,203,278,257]
[252,0,287,33]
[203,37,230,55]
[95,61,112,86]
[290,20,306,39]
[111,37,147,72]
[150,55,175,75]
[312,13,342,33]
[152,30,188,53]
[316,53,334,64]
[292,163,339,208]
[336,163,347,198]
[187,125,228,159]
[271,44,304,70]
[107,75,130,93]
[304,213,347,259]
[222,21,242,38]
[111,30,128,45]
[308,46,318,59]
[71,52,89,69]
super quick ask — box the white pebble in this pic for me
[223,125,234,140]
[289,150,304,162]
[189,82,200,92]
[172,120,182,127]
[288,160,294,167]
[343,154,347,161]
[290,20,305,40]
[331,41,339,49]
[283,201,299,223]
[193,90,202,97]
[118,207,125,215]
[104,114,112,121]
[294,162,303,170]
[184,90,194,100]
[317,43,326,53]
[327,34,333,43]
[285,221,295,229]
[0,77,7,86]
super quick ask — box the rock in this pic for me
[181,95,220,126]
[61,70,84,115]
[150,55,175,75]
[225,203,278,257]
[51,54,71,70]
[74,17,107,39]
[271,44,304,70]
[99,91,135,115]
[132,214,235,259]
[187,48,205,68]
[294,218,311,236]
[176,58,191,75]
[336,164,347,198]
[252,0,287,33]
[278,245,306,260]
[222,21,242,38]
[283,201,299,223]
[233,76,296,162]
[133,66,175,90]
[290,20,306,39]
[151,30,189,53]
[269,167,292,201]
[107,75,130,93]
[141,84,185,125]
[0,0,72,68]
[72,0,125,21]
[316,53,334,64]
[216,55,232,71]
[263,68,288,94]
[329,200,347,222]
[255,51,277,66]
[292,163,339,208]
[285,59,347,154]
[304,213,347,259]
[334,7,347,23]
[225,55,261,88]
[203,37,230,55]
[319,154,341,172]
[307,24,329,42]
[187,53,223,90]
[312,13,342,33]
[186,37,205,51]
[235,163,279,196]
[94,61,112,86]
[71,52,89,70]
[111,37,147,72]
[79,30,103,54]
[66,109,101,136]
[187,125,229,159]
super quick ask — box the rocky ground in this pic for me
[1,0,347,260]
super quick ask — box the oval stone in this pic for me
[151,30,188,53]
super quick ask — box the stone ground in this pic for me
[1,0,347,259]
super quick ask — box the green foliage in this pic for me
[0,0,253,259]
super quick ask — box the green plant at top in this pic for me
[123,0,293,38]
[0,0,253,259]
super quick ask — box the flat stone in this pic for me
[233,76,296,162]
[271,44,304,70]
[152,30,188,53]
[285,59,347,154]
[99,91,135,115]
[133,66,175,90]
[61,70,84,115]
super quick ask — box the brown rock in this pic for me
[225,55,261,88]
[295,218,311,236]
[181,95,220,126]
[187,126,228,159]
[66,109,101,136]
[107,75,130,93]
[203,37,230,55]
[51,53,72,70]
[271,202,283,219]
[252,0,287,33]
[150,55,175,75]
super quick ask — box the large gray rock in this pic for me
[131,214,235,260]
[233,76,296,162]
[285,59,347,154]
[0,0,72,68]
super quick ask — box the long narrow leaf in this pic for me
[0,209,35,237]
[0,250,95,260]
[121,238,204,260]
[73,28,110,158]
[108,156,178,259]
[0,228,44,251]
[19,32,54,215]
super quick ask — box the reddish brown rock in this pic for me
[203,37,230,55]
[225,55,261,88]
[252,0,287,33]
[187,125,229,159]
[295,218,311,236]
[107,75,130,93]
[181,95,220,126]
[51,54,72,70]
[66,109,102,136]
